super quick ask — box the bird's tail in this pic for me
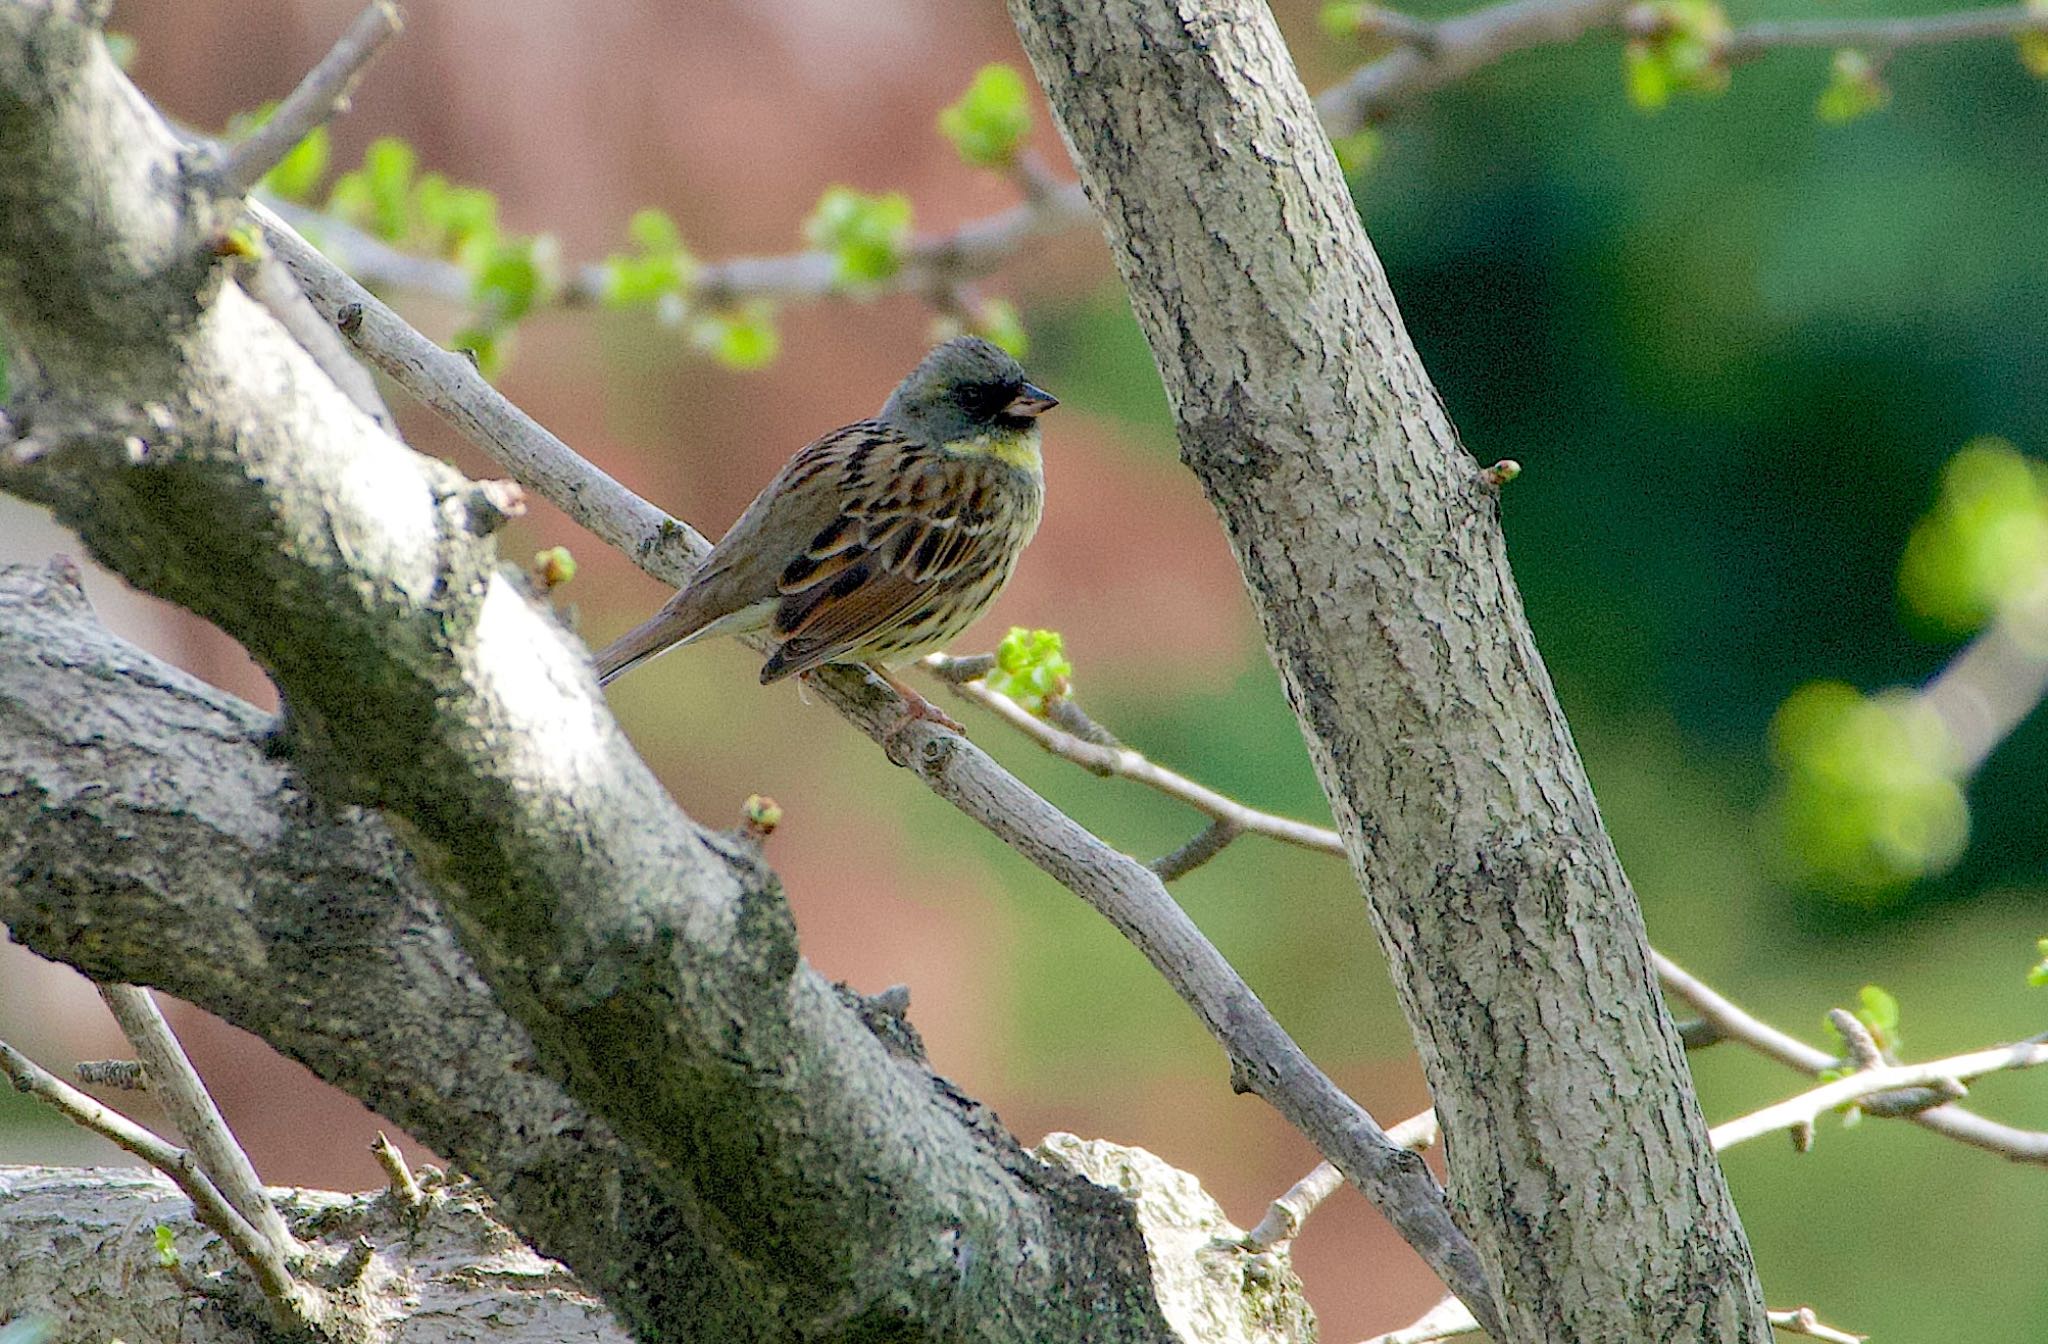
[592,598,771,686]
[593,612,688,686]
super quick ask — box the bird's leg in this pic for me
[869,663,965,736]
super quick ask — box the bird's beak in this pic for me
[1004,383,1059,418]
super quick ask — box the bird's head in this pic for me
[880,336,1058,460]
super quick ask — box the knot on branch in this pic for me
[837,982,929,1065]
[453,478,527,537]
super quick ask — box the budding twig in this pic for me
[219,2,404,196]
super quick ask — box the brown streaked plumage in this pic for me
[592,337,1054,726]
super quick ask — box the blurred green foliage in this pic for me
[1767,682,1966,895]
[1623,0,1731,110]
[1815,49,1889,125]
[1898,438,2048,635]
[600,209,697,309]
[939,64,1033,168]
[803,186,914,291]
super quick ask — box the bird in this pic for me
[591,335,1056,731]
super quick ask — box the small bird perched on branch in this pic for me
[592,336,1056,730]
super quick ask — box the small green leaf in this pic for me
[630,207,683,253]
[803,187,914,290]
[2027,937,2048,987]
[266,124,331,202]
[1332,127,1382,174]
[1623,0,1730,111]
[1320,2,1375,38]
[2020,0,2048,77]
[692,305,781,370]
[1624,42,1674,109]
[973,297,1028,357]
[601,209,697,308]
[1855,984,1901,1055]
[987,627,1074,715]
[1815,49,1888,124]
[361,136,418,240]
[153,1224,180,1268]
[412,173,502,263]
[533,545,577,589]
[939,64,1033,168]
[471,235,558,326]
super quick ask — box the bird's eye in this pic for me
[972,381,1019,417]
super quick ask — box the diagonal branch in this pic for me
[1708,1037,2048,1152]
[95,984,300,1257]
[217,1,402,196]
[0,1040,319,1326]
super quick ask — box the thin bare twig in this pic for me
[219,1,403,196]
[1767,1306,1867,1343]
[1721,5,2048,63]
[1358,1297,1868,1344]
[0,1038,318,1324]
[96,984,301,1257]
[371,1131,425,1209]
[1709,1037,2048,1152]
[1150,817,1242,881]
[1655,953,2048,1162]
[925,660,1345,864]
[1242,1108,1439,1251]
[265,177,1092,316]
[1357,1294,1480,1344]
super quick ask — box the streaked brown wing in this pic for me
[759,438,1022,682]
[660,421,897,635]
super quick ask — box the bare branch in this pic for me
[1243,1109,1439,1252]
[1318,0,1631,132]
[1357,1295,1480,1344]
[0,1040,317,1326]
[1655,953,2048,1162]
[1709,1038,2048,1152]
[1918,578,2048,777]
[219,2,402,196]
[3,1165,629,1344]
[264,176,1092,314]
[1720,5,2048,63]
[370,1132,425,1210]
[1149,817,1242,881]
[96,983,299,1257]
[927,663,1347,859]
[1767,1306,1868,1343]
[1357,1298,1870,1344]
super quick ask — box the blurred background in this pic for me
[4,0,2046,1337]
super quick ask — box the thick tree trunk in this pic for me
[1008,1,1771,1339]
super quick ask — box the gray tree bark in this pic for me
[1008,1,1771,1340]
[0,6,1199,1340]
